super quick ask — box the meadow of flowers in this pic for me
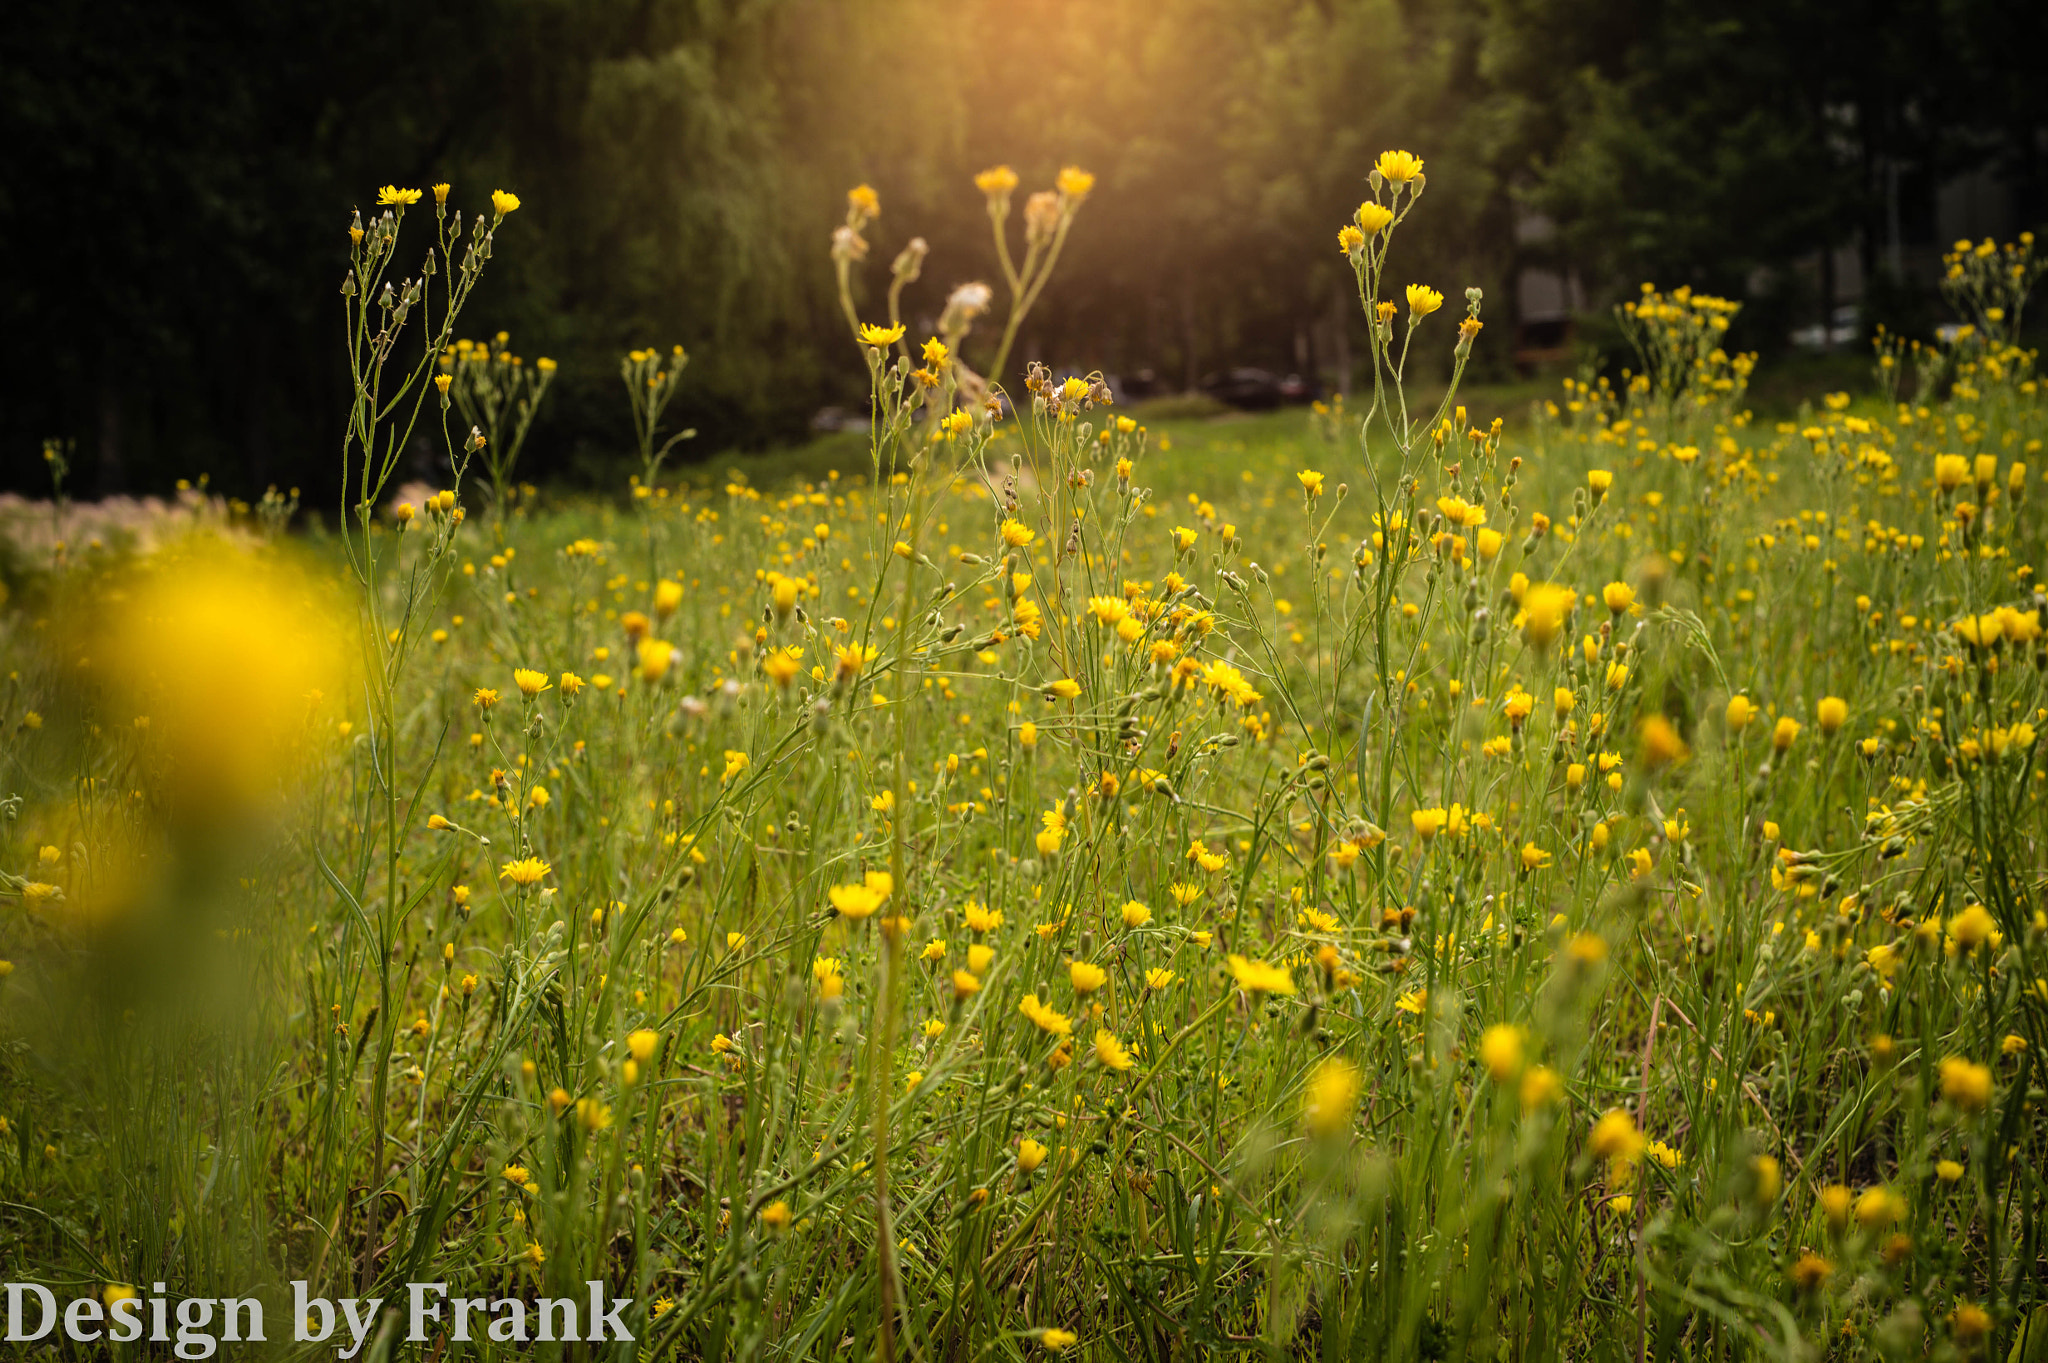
[2,160,2046,1361]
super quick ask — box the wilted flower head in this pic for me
[939,282,993,337]
[1024,191,1062,245]
[828,226,872,271]
[890,236,928,283]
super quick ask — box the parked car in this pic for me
[1200,367,1315,410]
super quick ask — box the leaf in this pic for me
[1355,690,1376,814]
[2012,1306,2048,1363]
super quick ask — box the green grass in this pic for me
[3,210,2046,1363]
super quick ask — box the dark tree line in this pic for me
[2,0,2041,501]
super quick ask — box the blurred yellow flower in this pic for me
[84,540,351,825]
[1938,1055,1991,1111]
[1227,954,1294,995]
[1055,166,1095,201]
[1503,1067,1558,1117]
[1638,714,1689,769]
[1519,583,1575,651]
[1588,1109,1645,1164]
[975,165,1019,199]
[1479,1025,1524,1082]
[1019,993,1073,1037]
[829,881,885,920]
[1303,1057,1360,1135]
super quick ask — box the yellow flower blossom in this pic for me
[1404,283,1444,318]
[1303,1057,1360,1135]
[1375,150,1424,182]
[1069,961,1108,994]
[1227,954,1294,996]
[500,857,551,886]
[1093,1028,1133,1071]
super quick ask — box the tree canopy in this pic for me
[2,0,2041,499]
